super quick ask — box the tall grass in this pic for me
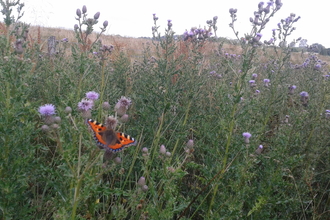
[0,1,329,219]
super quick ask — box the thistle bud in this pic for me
[82,5,87,14]
[74,24,79,30]
[94,12,100,20]
[76,9,81,18]
[103,20,108,28]
[138,177,146,186]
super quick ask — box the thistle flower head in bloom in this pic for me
[242,132,252,144]
[288,85,297,94]
[300,91,309,107]
[39,104,56,116]
[78,98,94,111]
[252,73,258,79]
[255,145,264,154]
[300,91,309,97]
[115,96,132,116]
[86,91,99,100]
[263,79,270,87]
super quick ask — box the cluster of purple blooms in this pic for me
[183,27,212,41]
[290,54,327,71]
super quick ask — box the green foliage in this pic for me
[1,1,330,220]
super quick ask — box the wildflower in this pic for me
[41,125,50,132]
[74,24,79,30]
[284,115,289,123]
[300,91,309,97]
[103,20,108,28]
[78,99,93,118]
[300,91,309,107]
[86,91,99,100]
[54,116,61,123]
[166,152,171,157]
[288,85,297,94]
[263,79,270,87]
[167,19,173,30]
[82,5,87,14]
[105,116,118,130]
[39,104,56,116]
[114,157,122,164]
[186,139,194,148]
[119,114,129,123]
[115,96,132,116]
[102,102,110,110]
[94,12,100,20]
[141,185,148,192]
[255,90,260,95]
[160,145,166,154]
[252,73,258,79]
[76,9,81,18]
[253,33,262,42]
[62,38,68,42]
[138,177,146,186]
[242,132,252,144]
[249,80,256,87]
[255,145,263,154]
[325,110,330,119]
[77,98,94,111]
[51,124,59,130]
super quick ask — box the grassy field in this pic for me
[1,1,330,219]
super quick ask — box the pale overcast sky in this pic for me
[17,0,330,48]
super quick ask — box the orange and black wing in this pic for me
[87,119,137,152]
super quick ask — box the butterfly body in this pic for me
[87,119,137,152]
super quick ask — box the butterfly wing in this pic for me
[87,119,137,152]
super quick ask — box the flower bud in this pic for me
[103,20,108,28]
[120,114,129,123]
[186,139,194,148]
[94,12,100,20]
[82,5,87,14]
[41,125,50,132]
[76,9,81,18]
[159,145,166,154]
[114,157,122,164]
[102,102,110,110]
[54,116,61,123]
[138,177,146,186]
[141,185,148,192]
[74,24,79,30]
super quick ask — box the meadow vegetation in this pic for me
[0,0,329,219]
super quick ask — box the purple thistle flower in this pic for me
[117,96,132,109]
[39,104,56,116]
[242,132,252,139]
[300,91,309,97]
[86,91,99,100]
[242,132,252,144]
[78,98,94,111]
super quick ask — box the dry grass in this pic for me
[22,25,330,67]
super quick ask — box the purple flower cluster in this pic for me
[290,54,327,71]
[183,27,212,41]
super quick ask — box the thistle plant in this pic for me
[73,5,108,53]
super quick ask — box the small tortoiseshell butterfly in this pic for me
[87,119,137,152]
